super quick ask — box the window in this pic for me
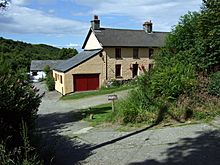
[32,71,37,76]
[54,73,57,81]
[132,64,138,78]
[149,64,154,71]
[115,64,121,78]
[60,75,63,84]
[115,48,121,59]
[133,48,139,59]
[149,48,154,59]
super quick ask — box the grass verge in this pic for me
[80,103,113,126]
[79,100,220,129]
[61,85,131,100]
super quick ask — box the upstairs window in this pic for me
[115,64,121,78]
[149,48,154,59]
[133,48,139,59]
[115,48,121,59]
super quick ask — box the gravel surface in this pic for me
[35,82,220,165]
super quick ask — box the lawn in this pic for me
[61,85,131,100]
[80,103,113,126]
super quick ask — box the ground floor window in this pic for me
[32,71,38,76]
[54,73,57,81]
[60,75,63,84]
[115,64,121,78]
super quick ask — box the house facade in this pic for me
[53,16,168,95]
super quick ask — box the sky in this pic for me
[0,0,202,50]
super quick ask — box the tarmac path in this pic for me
[35,82,220,165]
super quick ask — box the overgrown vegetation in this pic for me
[111,0,220,125]
[208,71,220,97]
[0,58,43,164]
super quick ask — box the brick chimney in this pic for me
[91,15,100,30]
[143,20,153,33]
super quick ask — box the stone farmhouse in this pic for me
[53,16,168,95]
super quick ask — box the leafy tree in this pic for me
[208,71,220,96]
[0,37,78,71]
[58,48,78,59]
[114,0,220,124]
[197,0,220,71]
[0,58,43,148]
[0,0,10,9]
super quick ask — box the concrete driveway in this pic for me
[36,82,220,165]
[35,82,128,115]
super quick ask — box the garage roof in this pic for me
[54,49,102,73]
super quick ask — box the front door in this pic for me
[132,64,138,78]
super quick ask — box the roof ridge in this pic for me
[96,27,169,33]
[99,27,143,31]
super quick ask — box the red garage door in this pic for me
[74,74,99,92]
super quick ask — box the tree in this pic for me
[44,65,55,91]
[0,0,10,9]
[0,58,43,148]
[197,0,220,71]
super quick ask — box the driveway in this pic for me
[36,82,220,165]
[36,82,128,115]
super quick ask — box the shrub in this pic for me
[44,65,55,91]
[149,62,196,99]
[0,73,43,149]
[46,72,55,91]
[208,71,220,96]
[43,65,50,75]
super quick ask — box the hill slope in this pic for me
[0,37,78,70]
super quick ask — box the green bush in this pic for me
[0,74,43,147]
[43,65,50,75]
[46,72,55,91]
[0,124,43,165]
[149,61,196,99]
[208,71,220,96]
[44,66,55,91]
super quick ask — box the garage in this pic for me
[74,74,99,92]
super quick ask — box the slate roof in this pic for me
[54,49,102,72]
[30,60,65,71]
[94,28,168,47]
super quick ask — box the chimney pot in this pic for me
[91,15,100,30]
[94,15,98,20]
[143,20,153,33]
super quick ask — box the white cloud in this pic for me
[0,1,89,35]
[76,0,202,31]
[12,0,28,5]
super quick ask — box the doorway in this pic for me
[132,64,138,78]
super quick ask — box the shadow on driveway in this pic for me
[36,111,92,165]
[36,105,168,164]
[129,130,220,165]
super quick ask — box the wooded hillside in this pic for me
[0,37,78,71]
